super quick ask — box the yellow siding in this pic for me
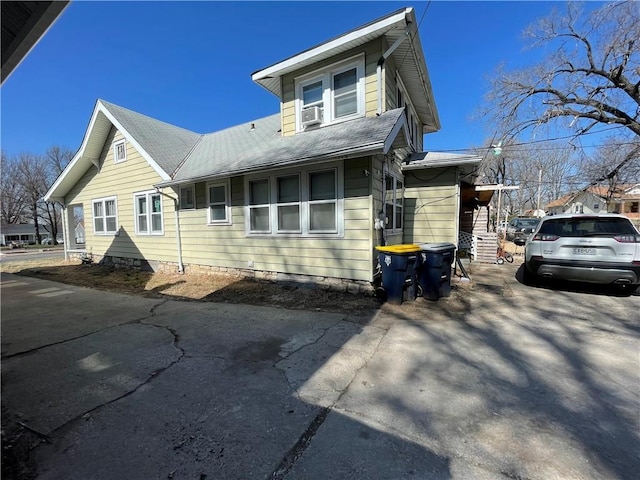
[178,158,376,282]
[65,128,177,263]
[403,168,459,245]
[281,39,384,137]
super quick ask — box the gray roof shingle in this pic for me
[167,108,405,184]
[99,100,202,176]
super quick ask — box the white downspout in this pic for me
[156,188,184,274]
[376,24,416,115]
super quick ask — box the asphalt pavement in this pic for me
[1,264,638,479]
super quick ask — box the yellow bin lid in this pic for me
[375,244,421,254]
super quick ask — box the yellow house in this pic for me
[45,8,481,291]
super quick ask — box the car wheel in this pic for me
[522,265,537,286]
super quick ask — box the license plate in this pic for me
[573,247,596,255]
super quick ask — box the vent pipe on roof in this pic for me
[377,23,416,116]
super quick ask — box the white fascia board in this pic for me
[43,100,106,202]
[383,114,409,154]
[97,101,171,181]
[251,9,409,82]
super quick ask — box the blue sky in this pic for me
[1,1,594,157]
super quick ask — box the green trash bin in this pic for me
[417,243,456,301]
[375,244,421,304]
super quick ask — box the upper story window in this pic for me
[113,139,126,163]
[135,191,163,235]
[93,197,118,235]
[396,75,420,149]
[296,55,365,132]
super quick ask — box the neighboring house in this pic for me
[44,8,481,290]
[545,189,607,216]
[605,184,640,225]
[546,185,640,228]
[0,224,50,246]
[75,219,85,244]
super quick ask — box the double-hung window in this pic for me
[384,173,404,231]
[93,197,118,235]
[309,170,337,232]
[135,191,163,234]
[208,181,231,224]
[246,164,342,236]
[249,179,270,233]
[277,175,301,232]
[296,55,364,131]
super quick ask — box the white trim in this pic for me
[244,161,344,238]
[97,101,171,181]
[134,190,164,235]
[383,167,404,233]
[113,139,127,163]
[92,196,118,235]
[251,9,409,81]
[179,184,195,210]
[206,180,232,225]
[294,55,365,132]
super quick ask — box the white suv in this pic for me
[524,214,640,291]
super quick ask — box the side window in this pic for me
[135,192,163,234]
[384,173,404,231]
[93,197,118,234]
[180,185,195,209]
[207,182,231,225]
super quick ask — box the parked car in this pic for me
[506,217,541,244]
[42,237,63,245]
[523,213,640,291]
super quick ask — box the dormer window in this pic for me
[296,55,365,131]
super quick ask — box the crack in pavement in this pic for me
[268,318,392,480]
[40,300,186,440]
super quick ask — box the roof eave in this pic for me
[251,8,410,97]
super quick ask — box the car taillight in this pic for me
[614,235,640,243]
[532,233,559,241]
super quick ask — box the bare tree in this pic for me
[1,152,28,224]
[485,1,639,180]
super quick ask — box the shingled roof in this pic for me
[163,107,407,185]
[99,100,201,176]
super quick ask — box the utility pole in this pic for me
[536,167,542,216]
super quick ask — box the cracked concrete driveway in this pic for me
[1,265,639,480]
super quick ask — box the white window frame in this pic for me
[396,74,420,149]
[244,162,344,237]
[295,55,365,132]
[207,180,232,225]
[134,191,164,235]
[384,169,404,232]
[113,139,127,163]
[179,184,195,210]
[92,196,118,235]
[276,174,302,234]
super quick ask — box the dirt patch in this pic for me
[1,259,382,316]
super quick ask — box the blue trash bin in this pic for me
[417,243,456,301]
[375,244,421,304]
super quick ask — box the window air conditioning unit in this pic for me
[301,106,322,127]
